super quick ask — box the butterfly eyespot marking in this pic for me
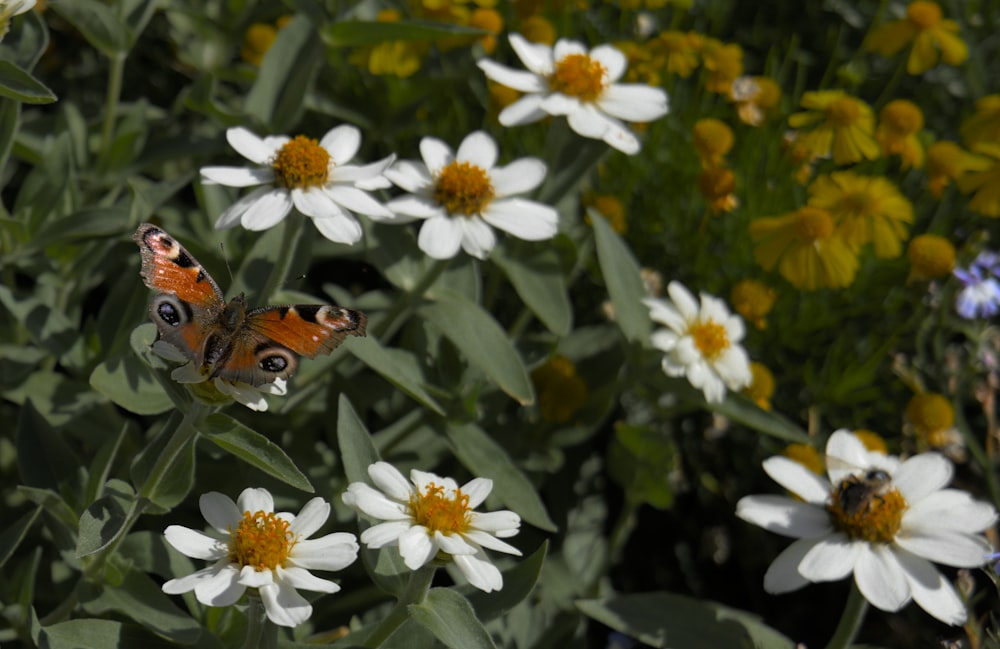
[260,355,287,372]
[151,294,191,328]
[253,346,296,376]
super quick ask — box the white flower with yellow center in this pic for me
[162,488,359,628]
[736,430,997,625]
[383,130,558,260]
[0,0,34,42]
[643,281,752,403]
[201,126,395,245]
[342,462,522,593]
[477,33,669,155]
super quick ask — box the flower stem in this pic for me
[242,593,278,649]
[361,564,437,648]
[258,213,307,304]
[99,51,126,164]
[373,260,449,341]
[823,580,868,649]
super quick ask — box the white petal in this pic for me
[163,525,229,560]
[343,482,410,520]
[163,561,235,598]
[666,282,699,321]
[452,550,503,592]
[292,186,341,219]
[290,533,359,571]
[477,59,547,92]
[200,166,273,187]
[398,525,437,570]
[213,186,275,230]
[385,159,433,193]
[324,185,392,217]
[597,84,670,122]
[456,131,497,170]
[462,529,522,556]
[311,212,363,245]
[481,199,558,241]
[276,565,340,594]
[798,534,859,581]
[825,430,873,484]
[227,127,280,165]
[762,538,820,593]
[650,329,679,353]
[552,38,587,61]
[259,581,311,628]
[241,189,293,230]
[491,158,547,195]
[761,456,831,505]
[469,510,520,536]
[368,462,415,500]
[387,194,444,220]
[498,95,548,126]
[508,33,555,76]
[419,137,453,174]
[642,297,686,332]
[199,492,243,534]
[238,565,274,589]
[854,545,910,612]
[418,216,463,259]
[894,529,993,567]
[192,563,245,606]
[288,498,329,539]
[435,531,477,556]
[590,44,626,82]
[237,488,274,515]
[896,548,967,625]
[715,346,752,390]
[460,478,493,508]
[360,521,413,548]
[336,154,395,186]
[904,489,998,533]
[541,93,583,117]
[459,217,497,259]
[319,125,361,164]
[892,453,953,503]
[735,495,833,538]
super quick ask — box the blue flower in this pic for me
[954,253,1000,319]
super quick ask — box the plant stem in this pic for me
[242,593,278,649]
[99,51,125,164]
[823,580,868,649]
[373,260,449,341]
[362,564,437,648]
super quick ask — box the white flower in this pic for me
[736,430,997,625]
[151,340,285,412]
[201,126,395,245]
[162,488,358,628]
[342,461,522,593]
[0,0,34,42]
[384,130,558,260]
[478,33,669,155]
[642,281,752,403]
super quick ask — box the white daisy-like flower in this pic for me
[151,340,285,412]
[383,130,558,260]
[0,0,34,42]
[162,488,359,628]
[477,33,669,155]
[341,461,522,593]
[642,280,752,403]
[736,430,997,626]
[201,126,395,245]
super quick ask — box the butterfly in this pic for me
[133,222,367,387]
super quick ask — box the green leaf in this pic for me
[90,354,173,415]
[491,243,572,336]
[16,486,78,534]
[576,592,796,649]
[0,98,20,171]
[706,393,810,444]
[467,541,548,622]
[419,290,534,405]
[130,413,196,512]
[84,424,129,506]
[591,212,651,345]
[0,507,40,570]
[245,15,321,131]
[16,399,81,491]
[335,394,381,484]
[348,335,444,415]
[608,423,675,510]
[409,588,497,649]
[0,60,55,104]
[199,413,314,493]
[445,422,556,532]
[321,20,486,46]
[49,0,129,57]
[76,480,134,557]
[33,611,185,649]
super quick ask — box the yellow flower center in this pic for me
[783,443,825,475]
[689,320,729,360]
[907,234,955,279]
[730,279,776,330]
[434,161,495,216]
[826,96,861,127]
[272,136,330,189]
[881,100,923,135]
[907,1,942,28]
[905,393,955,435]
[793,206,834,241]
[840,190,875,215]
[409,482,471,534]
[827,472,906,544]
[549,53,607,102]
[229,511,295,571]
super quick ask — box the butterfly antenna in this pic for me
[220,241,236,285]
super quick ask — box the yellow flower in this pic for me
[349,10,426,78]
[956,143,1000,217]
[241,23,277,66]
[651,31,700,79]
[788,90,880,165]
[806,172,913,258]
[692,118,734,166]
[749,205,859,290]
[617,40,664,86]
[700,38,743,94]
[730,279,777,330]
[697,166,738,214]
[867,1,968,75]
[584,193,627,234]
[960,95,1000,147]
[518,14,555,45]
[730,76,781,127]
[925,141,990,198]
[469,8,503,54]
[852,430,889,454]
[743,361,775,410]
[907,234,955,281]
[905,393,955,448]
[876,99,925,169]
[531,355,588,423]
[783,443,824,475]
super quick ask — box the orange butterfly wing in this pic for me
[133,223,223,308]
[246,305,368,358]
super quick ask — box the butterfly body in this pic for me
[133,223,366,387]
